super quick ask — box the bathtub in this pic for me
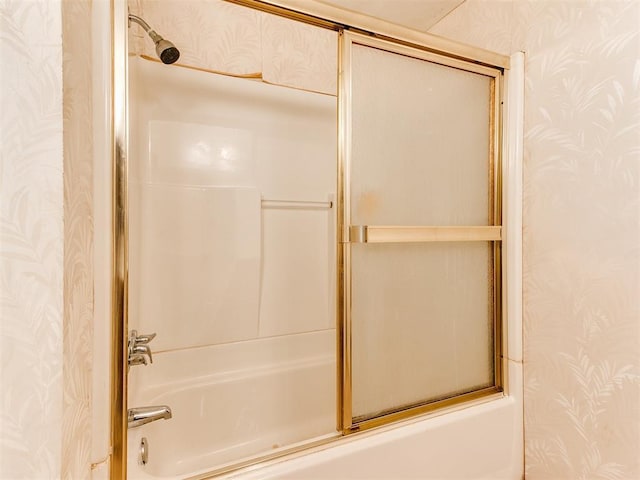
[127,331,338,479]
[127,332,523,480]
[128,379,523,480]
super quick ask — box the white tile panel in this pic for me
[132,184,262,351]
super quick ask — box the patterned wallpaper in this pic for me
[61,1,94,478]
[432,1,640,478]
[0,0,65,478]
[129,0,338,95]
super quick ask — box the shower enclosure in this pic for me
[126,43,339,477]
[112,1,524,478]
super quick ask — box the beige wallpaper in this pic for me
[260,12,337,94]
[0,1,95,477]
[432,1,640,478]
[61,1,94,478]
[0,0,65,477]
[129,0,337,95]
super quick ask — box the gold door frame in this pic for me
[111,0,128,478]
[110,0,509,478]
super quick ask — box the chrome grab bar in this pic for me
[128,405,172,428]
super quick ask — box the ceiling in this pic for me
[316,0,466,31]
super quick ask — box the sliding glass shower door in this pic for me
[120,2,507,472]
[125,8,340,475]
[339,33,503,430]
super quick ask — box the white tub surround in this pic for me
[127,52,338,477]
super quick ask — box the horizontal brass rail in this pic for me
[349,225,502,243]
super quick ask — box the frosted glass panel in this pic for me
[351,243,494,420]
[348,42,497,421]
[350,44,492,226]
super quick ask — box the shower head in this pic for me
[154,38,180,65]
[128,14,180,65]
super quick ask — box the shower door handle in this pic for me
[348,225,502,244]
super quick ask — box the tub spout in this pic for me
[128,405,172,428]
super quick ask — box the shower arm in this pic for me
[127,11,180,65]
[128,13,163,45]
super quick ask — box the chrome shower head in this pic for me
[155,38,180,65]
[128,14,180,65]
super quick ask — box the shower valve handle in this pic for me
[128,330,156,368]
[129,355,148,366]
[135,332,156,344]
[132,344,153,363]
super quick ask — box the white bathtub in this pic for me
[128,367,522,480]
[127,329,522,480]
[127,331,338,479]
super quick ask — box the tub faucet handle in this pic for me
[132,344,153,363]
[129,354,148,366]
[128,330,156,368]
[136,332,156,344]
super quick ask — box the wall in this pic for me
[0,0,65,477]
[127,56,338,352]
[61,1,94,478]
[128,0,337,95]
[431,1,640,478]
[0,1,97,478]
